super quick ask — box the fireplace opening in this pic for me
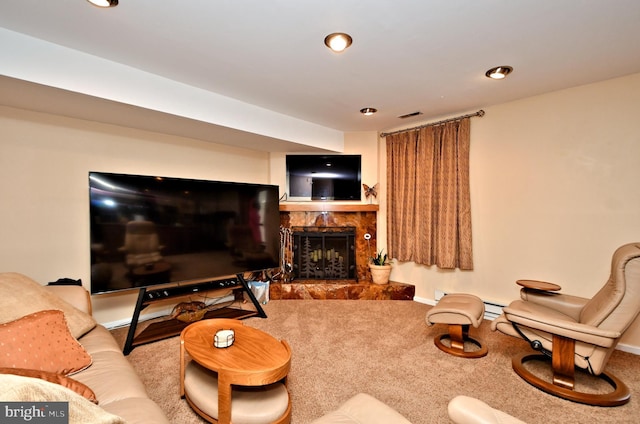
[292,228,356,280]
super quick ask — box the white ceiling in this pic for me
[1,1,640,149]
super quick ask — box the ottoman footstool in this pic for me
[426,293,488,358]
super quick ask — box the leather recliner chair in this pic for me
[491,242,640,406]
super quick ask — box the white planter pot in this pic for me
[369,264,391,285]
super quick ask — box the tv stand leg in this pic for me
[123,288,147,355]
[236,274,267,318]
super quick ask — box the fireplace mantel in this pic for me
[279,203,379,212]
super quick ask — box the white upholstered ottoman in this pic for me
[426,293,488,358]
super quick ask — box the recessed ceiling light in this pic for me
[485,66,513,79]
[86,0,118,7]
[324,33,353,53]
[360,108,377,116]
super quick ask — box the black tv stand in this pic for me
[123,274,266,355]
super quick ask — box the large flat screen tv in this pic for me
[286,154,361,201]
[89,172,281,294]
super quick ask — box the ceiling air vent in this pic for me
[398,111,422,119]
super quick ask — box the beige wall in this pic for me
[0,106,272,324]
[383,72,640,349]
[2,72,639,349]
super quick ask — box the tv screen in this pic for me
[286,155,362,201]
[89,172,281,294]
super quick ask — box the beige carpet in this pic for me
[111,300,640,423]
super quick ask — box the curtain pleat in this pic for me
[387,131,418,262]
[386,118,473,270]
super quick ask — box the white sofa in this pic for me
[310,393,412,424]
[309,393,527,424]
[448,395,527,424]
[0,272,169,424]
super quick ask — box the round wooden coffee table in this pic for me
[180,319,291,424]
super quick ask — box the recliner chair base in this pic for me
[512,352,630,407]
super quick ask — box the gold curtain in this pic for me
[386,118,473,269]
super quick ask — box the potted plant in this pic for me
[369,249,392,284]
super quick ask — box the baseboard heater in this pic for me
[434,289,505,320]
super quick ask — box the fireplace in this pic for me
[275,204,415,300]
[279,205,378,281]
[292,227,356,280]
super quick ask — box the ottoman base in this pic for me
[434,324,488,358]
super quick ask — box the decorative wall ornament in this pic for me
[363,183,378,203]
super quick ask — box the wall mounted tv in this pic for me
[286,154,361,201]
[89,172,281,295]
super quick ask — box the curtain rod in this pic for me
[379,109,485,138]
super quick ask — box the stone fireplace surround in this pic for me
[274,204,415,300]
